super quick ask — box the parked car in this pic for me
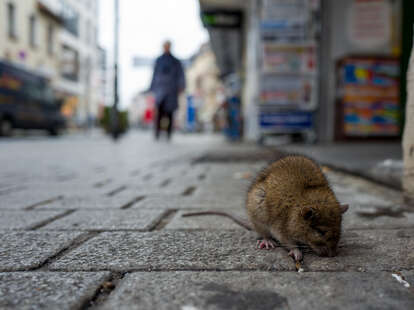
[0,61,66,136]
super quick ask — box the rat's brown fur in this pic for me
[247,154,348,257]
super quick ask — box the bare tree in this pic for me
[403,42,414,204]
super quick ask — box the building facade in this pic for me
[55,0,101,126]
[0,0,62,82]
[0,0,103,126]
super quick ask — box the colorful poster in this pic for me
[260,75,314,107]
[343,100,399,136]
[262,44,316,74]
[261,0,308,41]
[339,57,400,137]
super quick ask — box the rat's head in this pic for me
[290,203,348,257]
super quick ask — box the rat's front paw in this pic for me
[288,248,303,261]
[256,238,277,250]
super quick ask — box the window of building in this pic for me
[47,24,54,55]
[62,3,79,36]
[61,44,80,81]
[7,2,17,39]
[29,15,37,47]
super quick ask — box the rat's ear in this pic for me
[302,206,316,221]
[253,187,266,205]
[340,204,349,213]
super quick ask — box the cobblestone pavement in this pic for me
[0,131,413,309]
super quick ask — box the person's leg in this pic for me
[154,106,162,140]
[166,111,174,140]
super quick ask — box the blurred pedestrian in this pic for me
[150,40,185,140]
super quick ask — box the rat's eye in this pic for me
[314,227,326,236]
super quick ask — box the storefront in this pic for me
[200,0,413,142]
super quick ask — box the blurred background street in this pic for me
[1,0,414,309]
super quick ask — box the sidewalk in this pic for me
[0,132,413,309]
[277,142,403,190]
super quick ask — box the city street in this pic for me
[0,131,413,309]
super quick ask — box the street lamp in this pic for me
[111,0,120,140]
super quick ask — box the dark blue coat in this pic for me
[150,53,185,113]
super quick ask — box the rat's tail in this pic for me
[182,211,252,231]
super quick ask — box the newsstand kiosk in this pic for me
[257,0,321,143]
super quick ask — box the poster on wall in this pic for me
[261,0,309,42]
[260,75,315,108]
[338,57,400,137]
[347,0,392,49]
[262,43,316,74]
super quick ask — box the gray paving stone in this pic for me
[327,171,403,204]
[305,229,414,271]
[0,210,66,229]
[50,229,414,272]
[0,272,110,310]
[135,196,245,209]
[134,185,199,196]
[165,209,247,230]
[193,186,249,200]
[100,271,414,310]
[180,167,210,180]
[37,194,143,209]
[338,191,393,207]
[133,196,187,209]
[343,204,414,229]
[331,183,396,207]
[50,231,291,271]
[0,231,84,271]
[41,209,167,231]
[137,175,201,188]
[204,164,264,180]
[0,191,62,209]
[277,143,402,190]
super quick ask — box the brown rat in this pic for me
[183,154,348,262]
[247,154,348,260]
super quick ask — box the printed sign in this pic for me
[201,11,242,29]
[261,0,308,41]
[347,0,391,49]
[260,75,314,107]
[259,111,313,130]
[262,44,316,74]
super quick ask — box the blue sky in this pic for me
[98,0,209,108]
